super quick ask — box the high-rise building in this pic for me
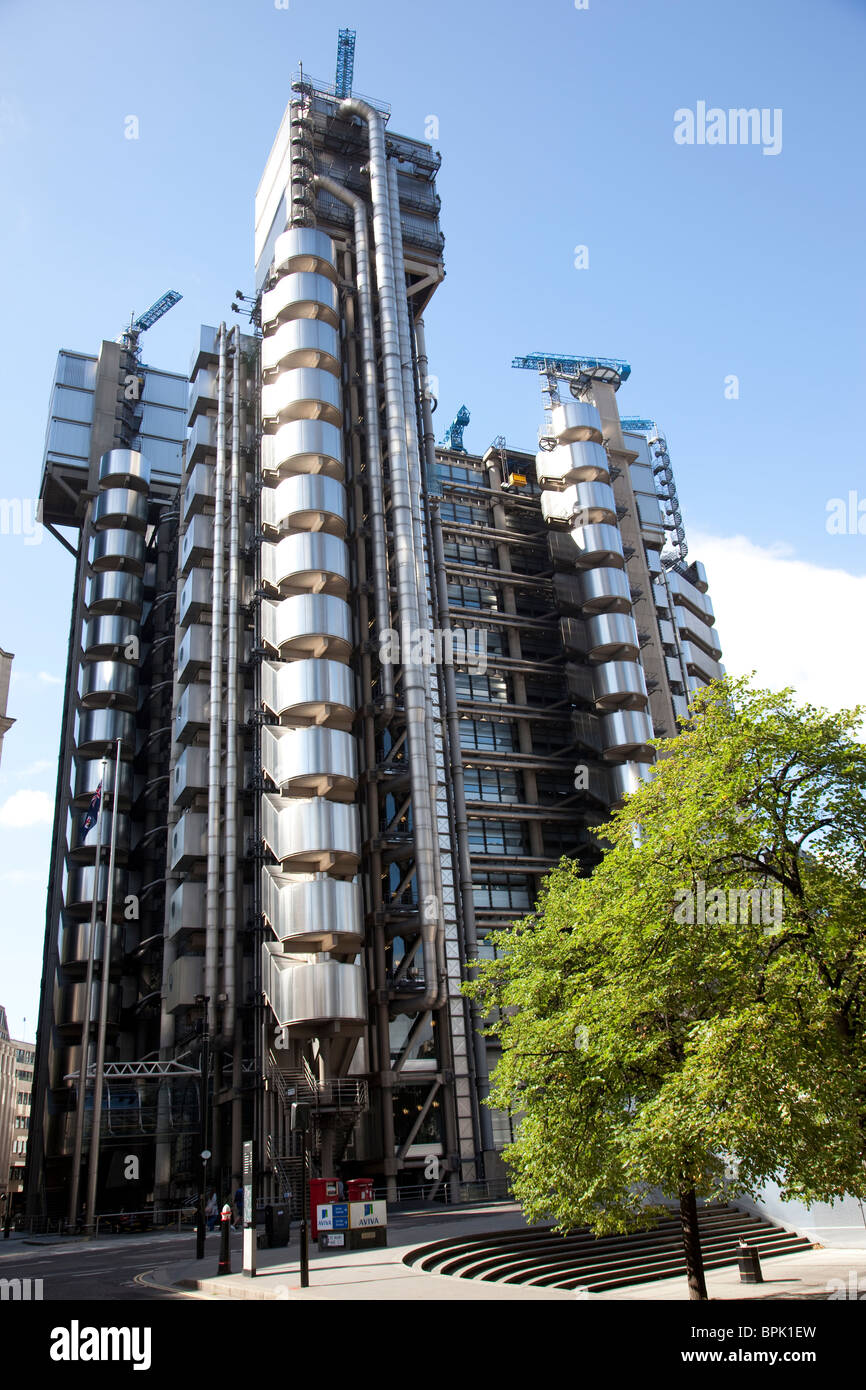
[0,1007,35,1208]
[0,648,14,766]
[26,50,721,1218]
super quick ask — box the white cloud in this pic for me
[0,789,55,827]
[691,532,866,713]
[37,671,63,686]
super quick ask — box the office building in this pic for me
[26,46,722,1217]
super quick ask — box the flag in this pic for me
[81,782,102,839]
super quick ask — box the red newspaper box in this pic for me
[309,1178,343,1238]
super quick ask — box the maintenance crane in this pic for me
[439,404,470,452]
[119,290,183,357]
[335,29,356,98]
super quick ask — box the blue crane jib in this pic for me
[335,29,356,98]
[133,290,183,334]
[512,352,632,383]
[440,404,470,452]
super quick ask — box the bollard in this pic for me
[737,1241,764,1284]
[195,1201,206,1261]
[217,1203,232,1275]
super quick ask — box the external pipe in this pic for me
[387,158,447,1009]
[224,327,241,1017]
[312,173,394,718]
[205,323,228,1036]
[339,97,441,1010]
[67,752,108,1225]
[84,736,122,1231]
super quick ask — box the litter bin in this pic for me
[737,1242,763,1284]
[271,1206,291,1248]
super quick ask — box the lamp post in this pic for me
[291,1102,311,1288]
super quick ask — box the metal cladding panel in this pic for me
[260,419,344,480]
[73,753,133,808]
[176,624,211,684]
[91,528,146,576]
[63,864,129,917]
[551,401,604,445]
[82,614,140,661]
[183,462,215,519]
[260,657,355,726]
[93,488,149,532]
[578,566,632,614]
[56,981,121,1032]
[260,595,353,662]
[610,760,655,803]
[586,611,640,661]
[680,641,724,684]
[601,708,655,759]
[68,810,131,861]
[261,319,341,378]
[273,227,338,281]
[261,474,347,537]
[667,569,715,624]
[87,569,143,619]
[261,869,363,950]
[60,917,120,970]
[165,955,206,1013]
[261,793,360,871]
[261,725,358,800]
[170,811,208,870]
[178,569,213,628]
[188,413,217,464]
[261,272,340,331]
[676,609,722,660]
[98,448,150,493]
[167,881,205,939]
[261,532,350,597]
[536,440,609,487]
[569,523,625,569]
[76,708,136,759]
[175,682,210,743]
[592,660,648,710]
[261,368,342,428]
[80,659,138,710]
[180,514,214,574]
[262,947,366,1030]
[541,480,616,526]
[173,746,210,807]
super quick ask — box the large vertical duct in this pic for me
[225,326,243,1177]
[311,174,393,715]
[339,98,441,1010]
[205,324,228,1035]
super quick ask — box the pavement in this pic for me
[135,1202,866,1302]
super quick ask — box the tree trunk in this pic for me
[679,1187,708,1300]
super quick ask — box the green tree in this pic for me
[465,677,866,1299]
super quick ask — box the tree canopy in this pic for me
[464,676,866,1296]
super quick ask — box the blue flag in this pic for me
[81,782,102,839]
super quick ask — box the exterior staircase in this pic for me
[403,1204,814,1292]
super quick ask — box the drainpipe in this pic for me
[414,317,438,490]
[312,173,394,718]
[225,326,243,1178]
[206,323,228,1037]
[339,97,441,1011]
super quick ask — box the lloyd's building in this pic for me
[26,42,726,1220]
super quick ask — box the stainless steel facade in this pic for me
[27,63,722,1219]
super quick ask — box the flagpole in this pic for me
[67,753,108,1228]
[84,738,122,1235]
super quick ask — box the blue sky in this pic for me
[0,0,864,1031]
